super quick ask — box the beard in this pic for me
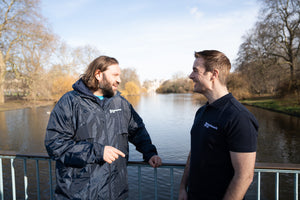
[98,74,116,97]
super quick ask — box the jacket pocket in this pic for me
[74,121,97,142]
[74,108,102,141]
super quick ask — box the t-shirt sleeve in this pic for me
[226,111,258,152]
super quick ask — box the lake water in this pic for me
[0,93,299,199]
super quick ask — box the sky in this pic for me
[41,0,260,82]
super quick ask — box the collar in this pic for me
[206,93,233,109]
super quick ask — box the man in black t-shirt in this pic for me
[178,50,258,200]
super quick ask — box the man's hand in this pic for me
[178,187,188,200]
[103,146,125,164]
[148,155,162,168]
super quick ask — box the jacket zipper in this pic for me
[103,107,112,200]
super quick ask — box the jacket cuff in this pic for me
[93,142,105,163]
[143,150,158,162]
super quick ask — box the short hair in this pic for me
[194,50,231,85]
[81,56,119,91]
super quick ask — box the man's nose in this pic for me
[117,76,121,84]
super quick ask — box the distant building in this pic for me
[143,79,164,94]
[4,71,26,96]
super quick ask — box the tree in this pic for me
[236,29,282,95]
[51,75,77,100]
[156,77,193,94]
[258,0,300,90]
[16,20,56,101]
[236,0,300,96]
[47,43,100,99]
[0,0,51,103]
[124,81,140,95]
[227,72,251,99]
[71,44,101,74]
[119,68,141,91]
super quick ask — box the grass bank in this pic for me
[241,97,300,117]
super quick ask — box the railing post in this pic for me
[170,167,174,200]
[138,166,141,200]
[257,171,261,200]
[36,160,40,200]
[23,159,28,200]
[10,159,16,200]
[154,168,158,200]
[48,160,53,200]
[0,158,3,200]
[295,173,298,200]
[275,172,279,200]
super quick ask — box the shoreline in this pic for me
[0,100,55,112]
[242,103,300,117]
[1,98,299,118]
[240,98,300,118]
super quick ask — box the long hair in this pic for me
[194,50,231,85]
[81,56,119,91]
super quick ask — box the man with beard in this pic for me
[45,56,161,200]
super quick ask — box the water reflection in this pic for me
[0,112,9,150]
[245,106,300,200]
[123,95,141,108]
[246,106,300,164]
[0,96,299,164]
[0,106,53,153]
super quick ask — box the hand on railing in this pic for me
[148,155,162,168]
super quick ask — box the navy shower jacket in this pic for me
[45,79,158,200]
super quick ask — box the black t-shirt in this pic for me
[188,93,258,199]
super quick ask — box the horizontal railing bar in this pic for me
[130,162,300,173]
[129,161,185,169]
[0,151,49,159]
[0,151,300,170]
[0,156,49,161]
[255,169,300,173]
[255,162,300,171]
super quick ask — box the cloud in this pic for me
[66,6,258,81]
[190,7,204,19]
[41,0,260,81]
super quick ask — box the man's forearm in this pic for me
[223,152,256,200]
[180,151,191,189]
[223,167,254,199]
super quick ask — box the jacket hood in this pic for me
[72,78,94,98]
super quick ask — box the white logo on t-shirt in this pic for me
[204,122,218,130]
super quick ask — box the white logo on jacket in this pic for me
[204,122,218,130]
[110,109,122,114]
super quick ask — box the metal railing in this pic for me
[0,151,299,200]
[254,163,300,200]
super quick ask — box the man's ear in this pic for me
[211,69,219,80]
[95,69,103,81]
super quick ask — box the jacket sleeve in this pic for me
[127,105,158,162]
[44,94,104,168]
